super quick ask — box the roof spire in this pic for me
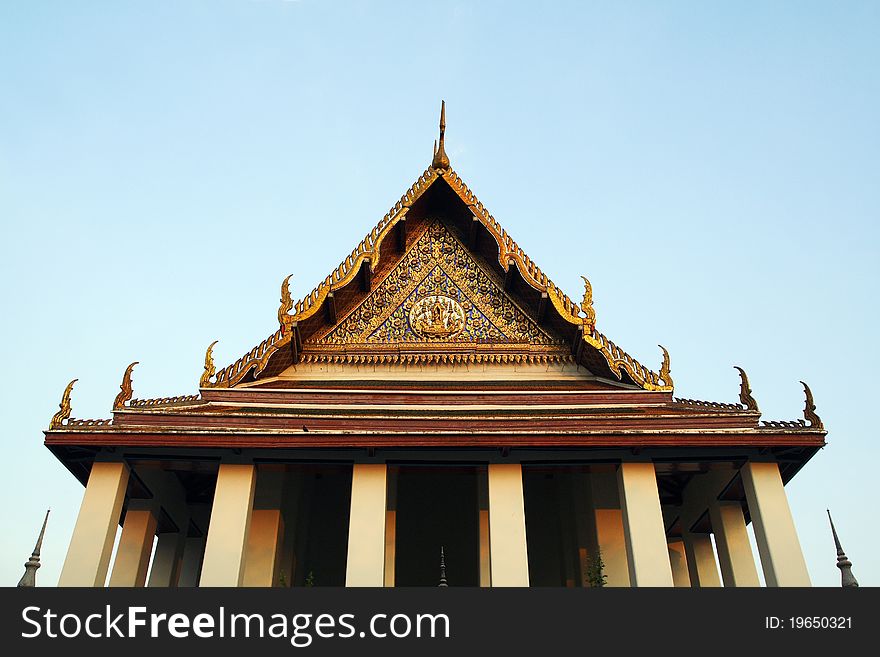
[431,101,450,170]
[438,546,448,587]
[17,509,50,587]
[827,510,858,587]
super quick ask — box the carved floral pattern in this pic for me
[314,221,560,347]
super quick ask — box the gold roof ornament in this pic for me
[800,381,824,429]
[200,341,218,388]
[579,275,596,331]
[734,366,759,412]
[278,274,294,327]
[112,361,139,410]
[658,345,673,389]
[431,101,450,170]
[49,379,77,429]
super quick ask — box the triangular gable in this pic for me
[205,166,672,391]
[312,220,561,351]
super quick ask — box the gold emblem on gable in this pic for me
[409,295,466,340]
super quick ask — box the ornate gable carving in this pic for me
[310,221,562,353]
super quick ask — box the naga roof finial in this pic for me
[113,361,139,410]
[800,381,824,429]
[200,341,218,388]
[580,275,596,330]
[49,379,77,429]
[17,509,50,587]
[734,366,759,412]
[278,274,294,327]
[431,101,450,170]
[658,345,673,389]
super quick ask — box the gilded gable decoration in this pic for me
[49,379,77,430]
[112,362,139,410]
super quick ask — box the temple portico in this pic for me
[44,104,824,588]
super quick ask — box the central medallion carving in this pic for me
[409,295,466,340]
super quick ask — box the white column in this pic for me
[148,532,185,587]
[741,461,811,587]
[345,464,388,587]
[58,461,130,587]
[178,536,206,587]
[667,540,691,587]
[199,463,256,587]
[710,501,761,587]
[683,532,722,587]
[109,501,158,587]
[488,463,529,586]
[617,462,674,587]
[478,468,491,587]
[243,469,286,587]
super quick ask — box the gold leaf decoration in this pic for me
[278,274,293,327]
[112,361,139,410]
[734,366,759,412]
[580,275,596,330]
[49,379,77,429]
[658,345,673,389]
[200,341,218,388]
[800,381,824,430]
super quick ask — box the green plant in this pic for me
[585,548,607,588]
[305,570,315,587]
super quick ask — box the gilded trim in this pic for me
[112,362,139,410]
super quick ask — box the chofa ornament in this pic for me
[409,295,466,339]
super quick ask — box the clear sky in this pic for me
[1,1,877,587]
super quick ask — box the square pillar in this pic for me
[199,463,256,587]
[477,468,491,587]
[683,532,722,587]
[243,468,286,587]
[667,540,691,587]
[58,461,130,587]
[709,501,761,587]
[488,463,529,587]
[109,501,158,587]
[588,471,631,587]
[384,466,398,587]
[148,531,185,587]
[178,536,206,587]
[617,462,674,587]
[741,461,811,586]
[345,463,388,587]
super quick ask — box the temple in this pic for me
[45,104,825,588]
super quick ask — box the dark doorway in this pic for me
[394,466,479,586]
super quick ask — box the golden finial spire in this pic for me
[658,345,673,389]
[734,366,759,412]
[200,341,218,388]
[800,381,824,429]
[278,274,293,327]
[113,361,139,410]
[580,275,596,330]
[431,101,450,170]
[49,379,77,429]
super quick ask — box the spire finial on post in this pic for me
[17,509,50,587]
[431,101,450,170]
[438,546,448,587]
[827,510,858,587]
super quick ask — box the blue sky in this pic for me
[1,0,877,587]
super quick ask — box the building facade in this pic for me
[45,106,824,587]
